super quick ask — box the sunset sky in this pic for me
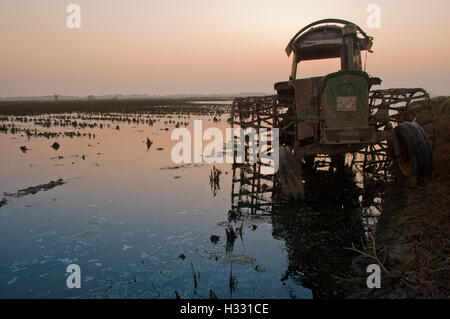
[1,0,449,97]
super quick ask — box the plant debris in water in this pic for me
[229,264,238,295]
[210,235,220,245]
[4,178,65,198]
[19,146,30,153]
[146,137,152,150]
[209,166,222,197]
[51,142,60,150]
[160,163,203,170]
[209,289,218,299]
[196,247,256,266]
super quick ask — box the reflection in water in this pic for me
[272,169,364,299]
[230,163,279,216]
[208,166,222,197]
[228,161,370,298]
[225,224,238,253]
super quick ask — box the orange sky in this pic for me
[0,0,449,97]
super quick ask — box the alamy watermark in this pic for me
[366,264,381,288]
[170,120,279,175]
[65,4,381,30]
[66,4,81,29]
[366,4,381,29]
[66,264,81,288]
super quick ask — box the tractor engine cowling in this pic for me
[321,70,376,145]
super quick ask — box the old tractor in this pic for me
[230,19,434,201]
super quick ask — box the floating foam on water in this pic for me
[84,276,94,283]
[57,258,78,265]
[7,276,18,285]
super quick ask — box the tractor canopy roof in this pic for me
[285,19,373,63]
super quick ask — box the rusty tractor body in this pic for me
[230,19,434,201]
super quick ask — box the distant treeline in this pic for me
[0,98,231,115]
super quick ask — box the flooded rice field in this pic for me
[0,109,381,299]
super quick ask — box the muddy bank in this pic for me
[346,97,450,298]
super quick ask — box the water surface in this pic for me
[0,111,379,298]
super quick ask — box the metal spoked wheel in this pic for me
[352,142,392,182]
